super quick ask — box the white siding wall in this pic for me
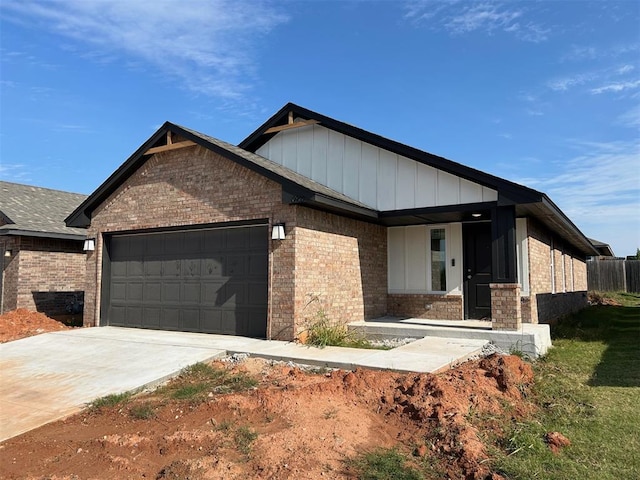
[257,124,498,211]
[516,218,530,296]
[387,223,463,295]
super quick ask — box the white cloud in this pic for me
[617,105,640,128]
[1,0,289,100]
[520,139,640,255]
[403,1,548,42]
[590,79,640,95]
[547,73,595,92]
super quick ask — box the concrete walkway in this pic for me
[0,326,486,442]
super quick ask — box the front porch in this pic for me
[348,316,551,358]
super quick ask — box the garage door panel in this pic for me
[201,309,223,331]
[249,253,268,275]
[226,229,249,250]
[248,282,268,305]
[111,262,128,277]
[225,255,247,276]
[182,258,201,277]
[161,308,181,329]
[105,225,268,337]
[111,283,127,301]
[182,309,200,330]
[144,282,162,302]
[203,258,223,277]
[144,307,161,328]
[127,260,144,277]
[201,281,224,305]
[183,282,201,303]
[110,306,126,325]
[163,259,181,277]
[144,259,163,276]
[162,282,181,302]
[128,283,143,301]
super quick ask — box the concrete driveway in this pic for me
[0,326,486,442]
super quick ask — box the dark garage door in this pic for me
[102,225,268,337]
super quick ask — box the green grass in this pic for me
[494,292,640,480]
[129,402,156,420]
[89,391,132,412]
[348,448,424,480]
[158,362,258,401]
[234,426,258,455]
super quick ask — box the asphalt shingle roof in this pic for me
[0,181,87,239]
[176,124,374,211]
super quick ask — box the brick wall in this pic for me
[293,207,387,336]
[0,236,85,316]
[86,146,297,338]
[387,293,463,320]
[490,283,521,330]
[525,218,587,323]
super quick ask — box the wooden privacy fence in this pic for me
[587,259,640,293]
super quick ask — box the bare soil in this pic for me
[0,310,537,479]
[0,308,73,343]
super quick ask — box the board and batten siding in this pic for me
[256,124,498,211]
[387,223,463,295]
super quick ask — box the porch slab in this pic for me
[348,318,552,358]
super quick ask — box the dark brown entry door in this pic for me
[463,222,492,319]
[102,225,268,338]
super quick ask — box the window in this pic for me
[430,228,446,291]
[388,225,448,293]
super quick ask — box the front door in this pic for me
[463,222,492,319]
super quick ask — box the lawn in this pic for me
[494,291,640,479]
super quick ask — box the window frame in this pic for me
[387,224,449,294]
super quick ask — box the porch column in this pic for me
[491,205,521,330]
[490,283,521,330]
[491,205,517,283]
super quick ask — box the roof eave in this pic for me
[0,228,86,241]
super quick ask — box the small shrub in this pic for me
[306,311,375,349]
[89,392,132,411]
[130,402,156,420]
[235,426,258,455]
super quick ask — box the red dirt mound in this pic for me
[0,354,536,480]
[0,308,71,343]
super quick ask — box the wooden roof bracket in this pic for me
[144,130,196,155]
[264,111,320,134]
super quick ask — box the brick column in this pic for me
[490,283,521,330]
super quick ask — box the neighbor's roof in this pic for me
[0,181,87,240]
[588,238,615,257]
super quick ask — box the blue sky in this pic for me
[1,0,638,256]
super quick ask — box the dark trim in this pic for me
[101,219,270,238]
[540,195,598,256]
[0,211,14,225]
[65,124,173,227]
[379,201,497,219]
[491,205,517,283]
[0,229,85,241]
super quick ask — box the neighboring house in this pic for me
[66,103,597,340]
[588,238,615,259]
[0,181,87,317]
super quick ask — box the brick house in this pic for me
[1,182,87,317]
[65,103,597,340]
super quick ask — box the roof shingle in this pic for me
[0,181,87,239]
